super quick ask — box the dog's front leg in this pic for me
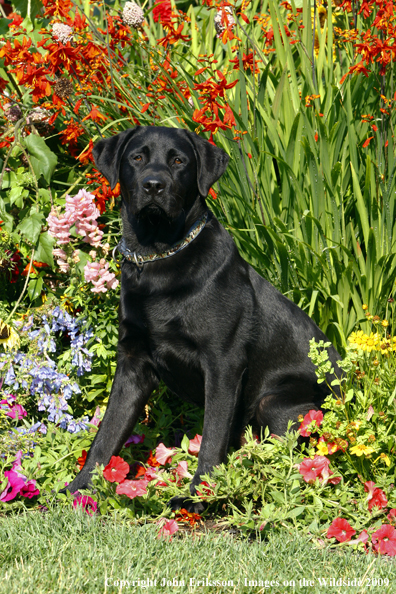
[169,371,243,512]
[61,352,158,494]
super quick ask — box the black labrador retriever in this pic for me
[63,126,340,510]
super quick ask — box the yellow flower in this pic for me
[380,453,391,467]
[362,304,368,310]
[350,444,375,457]
[0,320,20,351]
[382,320,389,327]
[316,441,329,456]
[349,421,362,430]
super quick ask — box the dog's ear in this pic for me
[184,130,229,197]
[92,128,139,190]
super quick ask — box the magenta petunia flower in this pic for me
[0,470,26,502]
[124,434,145,447]
[72,494,98,516]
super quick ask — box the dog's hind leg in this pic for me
[61,350,158,493]
[255,392,321,437]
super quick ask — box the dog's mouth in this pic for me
[138,203,168,223]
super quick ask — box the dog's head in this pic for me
[92,126,229,222]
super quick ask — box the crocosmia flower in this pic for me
[327,518,356,543]
[103,456,129,483]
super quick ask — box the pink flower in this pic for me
[0,451,40,502]
[299,410,323,437]
[0,471,26,502]
[176,461,193,479]
[357,530,369,544]
[0,399,27,420]
[364,480,376,498]
[116,479,149,499]
[372,524,396,556]
[72,494,98,516]
[155,443,176,465]
[84,259,118,294]
[298,456,329,483]
[157,519,179,539]
[47,208,76,244]
[188,434,202,456]
[327,518,356,543]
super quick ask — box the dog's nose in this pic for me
[142,177,166,195]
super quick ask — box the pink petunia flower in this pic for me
[327,518,356,543]
[298,456,329,483]
[155,443,176,465]
[188,434,202,456]
[372,524,396,556]
[176,461,193,479]
[72,494,98,516]
[298,410,323,437]
[116,479,149,499]
[157,519,179,539]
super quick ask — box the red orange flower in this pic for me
[103,456,129,483]
[372,525,396,556]
[327,518,356,542]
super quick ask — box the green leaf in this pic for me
[23,135,58,184]
[17,211,44,244]
[13,0,43,20]
[28,276,43,301]
[181,434,190,453]
[287,506,305,518]
[0,19,12,35]
[35,232,55,268]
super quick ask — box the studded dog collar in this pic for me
[113,210,209,270]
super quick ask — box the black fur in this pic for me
[62,126,340,512]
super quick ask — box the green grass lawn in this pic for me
[0,507,395,594]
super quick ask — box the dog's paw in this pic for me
[58,476,91,495]
[167,495,206,514]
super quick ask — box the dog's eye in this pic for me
[174,158,182,165]
[134,155,142,161]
